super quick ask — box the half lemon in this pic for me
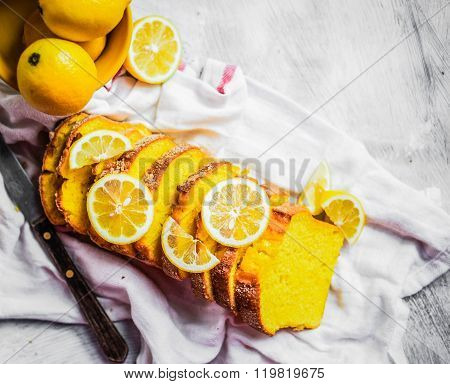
[161,217,219,273]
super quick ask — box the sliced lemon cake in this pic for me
[55,115,151,234]
[135,145,208,267]
[168,162,241,280]
[235,210,344,335]
[89,135,176,258]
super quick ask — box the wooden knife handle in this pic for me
[33,218,129,363]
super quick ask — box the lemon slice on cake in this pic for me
[321,190,365,245]
[201,178,271,247]
[125,16,182,84]
[87,174,154,245]
[69,130,132,170]
[299,160,331,215]
[161,217,219,273]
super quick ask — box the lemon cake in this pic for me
[89,135,176,258]
[39,113,349,337]
[135,145,208,267]
[235,210,344,335]
[169,162,241,280]
[55,115,151,234]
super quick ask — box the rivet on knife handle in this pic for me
[33,218,129,363]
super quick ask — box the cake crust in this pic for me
[88,228,136,258]
[234,272,266,333]
[176,161,229,195]
[190,216,215,301]
[98,134,170,178]
[144,144,197,191]
[39,172,65,226]
[190,273,213,300]
[210,246,243,313]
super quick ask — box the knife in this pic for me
[0,134,128,363]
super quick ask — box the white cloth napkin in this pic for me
[0,56,449,363]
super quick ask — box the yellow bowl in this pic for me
[0,0,132,90]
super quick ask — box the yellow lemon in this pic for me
[161,217,220,273]
[69,130,132,170]
[125,16,182,84]
[201,178,271,247]
[17,38,98,116]
[299,160,331,215]
[321,190,366,245]
[81,37,107,61]
[23,10,106,61]
[38,0,129,42]
[87,174,154,245]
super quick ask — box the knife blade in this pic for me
[0,136,44,225]
[0,134,128,363]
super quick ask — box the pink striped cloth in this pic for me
[0,58,449,363]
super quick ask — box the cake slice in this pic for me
[135,145,208,267]
[168,162,241,280]
[55,166,94,234]
[88,135,176,258]
[42,113,88,174]
[55,115,152,234]
[209,246,245,313]
[57,115,151,179]
[39,113,87,225]
[39,172,66,226]
[235,210,344,335]
[190,216,220,301]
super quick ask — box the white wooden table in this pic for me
[1,0,448,363]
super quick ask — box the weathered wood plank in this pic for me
[0,320,141,363]
[404,273,450,363]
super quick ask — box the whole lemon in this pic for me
[23,10,107,61]
[80,37,107,61]
[17,39,98,116]
[38,0,130,42]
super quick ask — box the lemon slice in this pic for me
[161,217,219,273]
[69,130,132,170]
[299,160,331,215]
[201,178,271,247]
[321,190,366,245]
[125,16,182,84]
[87,174,154,245]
